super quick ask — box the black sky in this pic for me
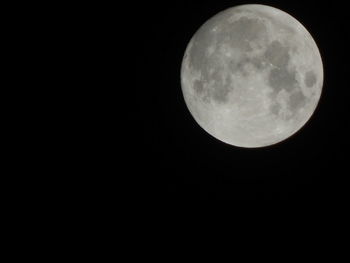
[131,0,349,200]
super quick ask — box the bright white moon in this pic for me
[181,4,323,148]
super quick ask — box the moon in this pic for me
[181,4,323,148]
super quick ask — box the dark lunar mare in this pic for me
[305,70,317,87]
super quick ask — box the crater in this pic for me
[188,24,217,71]
[289,89,307,112]
[193,79,204,94]
[304,70,317,87]
[224,16,267,51]
[251,57,264,70]
[210,71,232,104]
[228,56,265,75]
[270,103,281,116]
[268,68,297,92]
[236,56,251,72]
[264,40,290,68]
[188,41,210,72]
[211,86,230,103]
[191,68,233,104]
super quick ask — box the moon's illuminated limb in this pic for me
[181,4,323,148]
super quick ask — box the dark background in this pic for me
[131,0,349,200]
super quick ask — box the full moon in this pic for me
[181,4,323,148]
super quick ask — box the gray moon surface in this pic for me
[181,4,323,148]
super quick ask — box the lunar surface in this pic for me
[181,4,323,148]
